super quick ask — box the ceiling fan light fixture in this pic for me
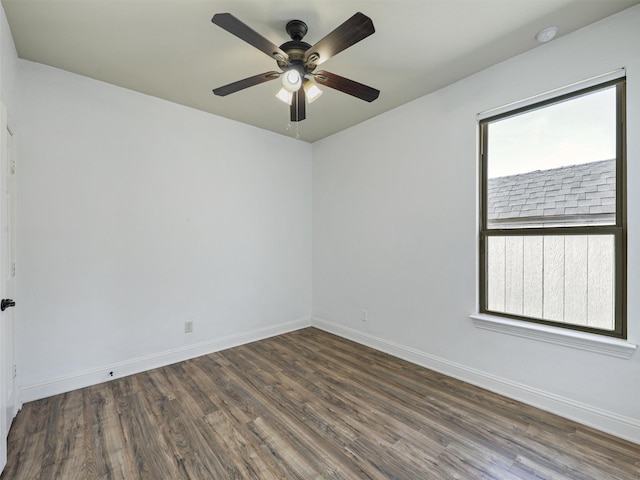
[276,87,293,105]
[282,69,302,92]
[303,80,323,103]
[211,12,379,124]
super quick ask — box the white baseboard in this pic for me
[311,317,640,445]
[20,317,311,403]
[19,316,640,445]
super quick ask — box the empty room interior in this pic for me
[0,0,639,478]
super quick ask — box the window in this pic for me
[479,77,626,338]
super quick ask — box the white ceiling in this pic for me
[3,0,638,142]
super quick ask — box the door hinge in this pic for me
[11,261,15,277]
[13,364,17,379]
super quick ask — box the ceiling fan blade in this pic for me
[212,13,289,64]
[213,71,280,96]
[313,71,380,102]
[290,87,306,122]
[304,12,374,67]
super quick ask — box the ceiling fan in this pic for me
[211,12,380,122]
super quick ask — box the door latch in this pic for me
[1,299,15,311]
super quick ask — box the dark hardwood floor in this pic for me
[2,328,639,479]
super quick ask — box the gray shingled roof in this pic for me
[487,159,615,223]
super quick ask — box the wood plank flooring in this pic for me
[2,328,639,479]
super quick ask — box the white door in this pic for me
[0,103,17,472]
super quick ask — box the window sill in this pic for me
[470,313,636,359]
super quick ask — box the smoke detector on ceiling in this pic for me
[535,26,558,43]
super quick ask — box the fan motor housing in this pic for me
[278,46,315,75]
[278,40,310,64]
[278,20,318,74]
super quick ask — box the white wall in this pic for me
[17,61,312,396]
[312,6,640,442]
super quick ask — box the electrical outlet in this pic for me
[360,308,368,322]
[185,321,193,333]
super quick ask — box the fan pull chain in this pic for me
[285,121,300,140]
